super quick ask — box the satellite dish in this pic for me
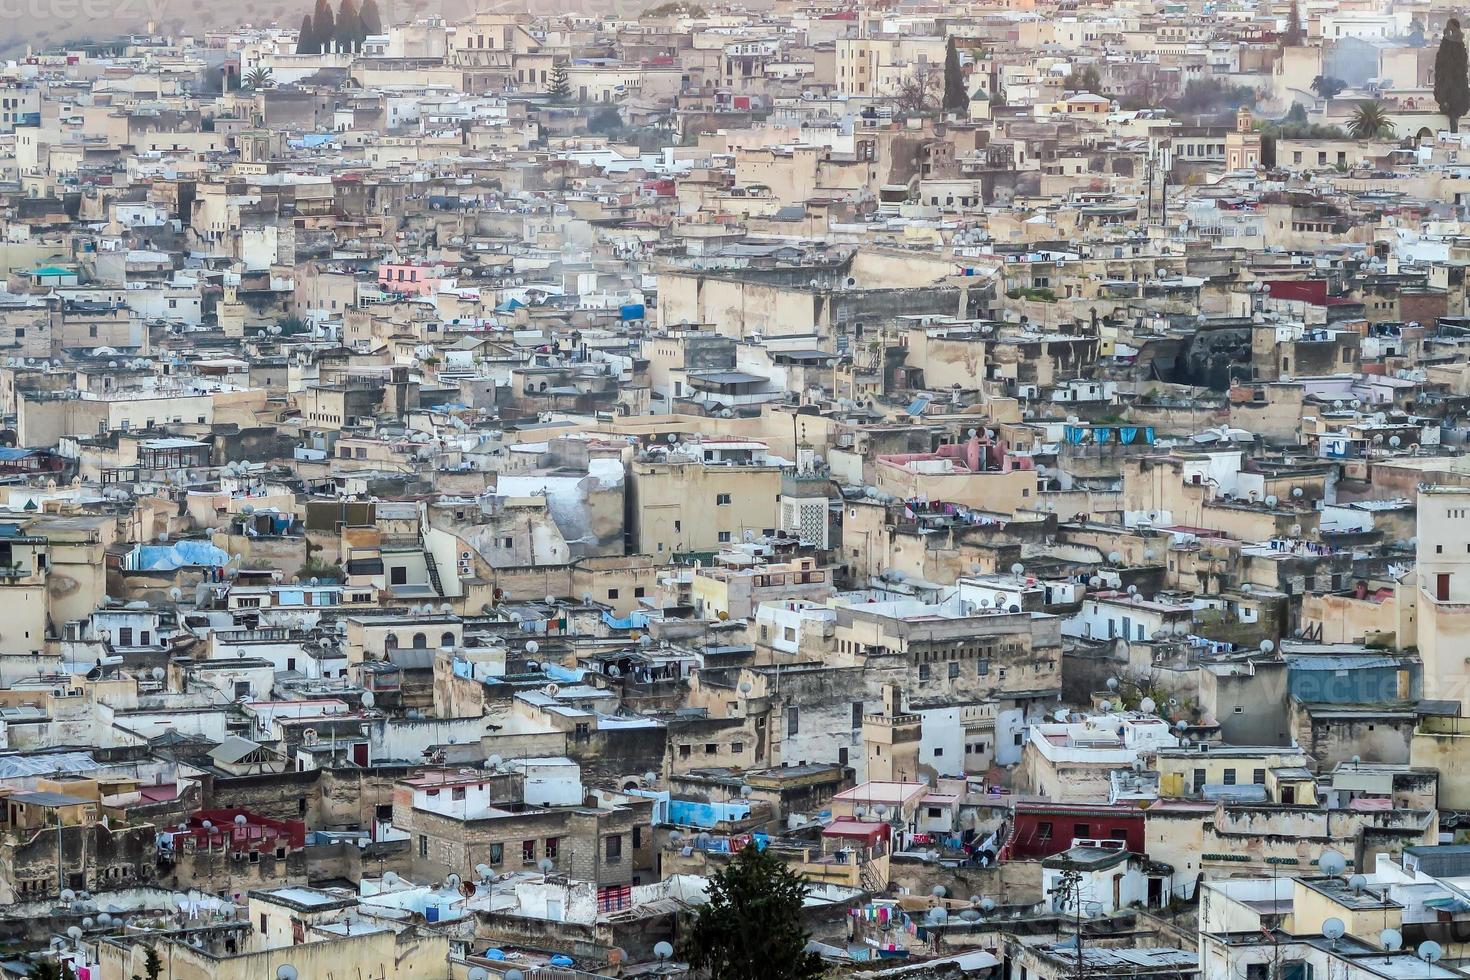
[1419,941,1443,964]
[1380,928,1403,951]
[1322,917,1345,942]
[1319,851,1347,876]
[1348,874,1367,893]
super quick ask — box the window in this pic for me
[605,834,623,862]
[1193,768,1206,790]
[718,531,731,543]
[1253,768,1266,784]
[390,566,407,585]
[545,837,558,859]
[928,806,942,818]
[716,493,732,505]
[918,663,931,680]
[608,589,619,600]
[118,627,133,646]
[489,843,503,864]
[452,787,465,801]
[852,701,864,729]
[1036,821,1053,842]
[522,840,536,863]
[1223,769,1237,785]
[418,835,428,858]
[948,661,959,679]
[731,741,743,754]
[705,743,717,755]
[633,826,642,849]
[787,706,799,734]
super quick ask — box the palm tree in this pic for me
[244,66,275,89]
[1349,100,1394,139]
[243,66,274,90]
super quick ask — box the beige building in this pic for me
[1416,487,1470,710]
[628,458,781,558]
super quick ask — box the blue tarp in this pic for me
[288,133,337,149]
[668,799,753,828]
[602,610,649,630]
[128,540,230,571]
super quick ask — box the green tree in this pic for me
[1349,100,1395,139]
[312,0,335,53]
[942,37,967,114]
[644,1,704,14]
[358,0,382,35]
[336,0,363,52]
[129,945,163,980]
[588,105,623,133]
[680,844,824,980]
[548,61,571,101]
[28,961,76,980]
[1066,65,1103,95]
[1310,74,1346,99]
[243,66,274,89]
[295,13,315,54]
[1282,0,1303,46]
[1170,78,1257,114]
[1436,18,1469,132]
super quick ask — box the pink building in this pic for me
[377,262,446,297]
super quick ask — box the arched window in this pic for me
[441,631,455,648]
[384,634,399,651]
[412,632,428,649]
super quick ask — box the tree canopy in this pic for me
[942,38,968,114]
[1436,18,1469,132]
[680,844,825,980]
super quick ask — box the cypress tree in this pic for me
[942,37,968,114]
[1436,18,1469,132]
[295,13,315,54]
[359,0,382,35]
[312,0,335,53]
[336,0,362,52]
[1283,0,1304,46]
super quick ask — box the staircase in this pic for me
[422,539,445,597]
[860,858,886,894]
